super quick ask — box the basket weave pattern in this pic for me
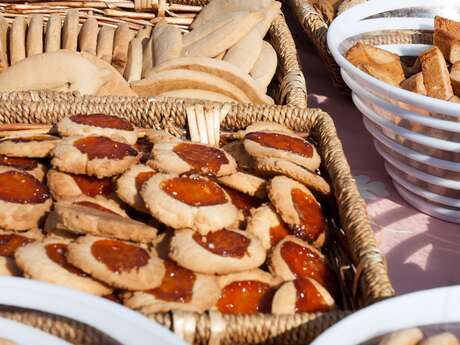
[0,91,394,344]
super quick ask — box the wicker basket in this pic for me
[287,0,354,91]
[0,91,394,345]
[0,0,308,107]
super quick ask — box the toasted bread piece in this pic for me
[346,43,405,85]
[435,16,460,36]
[450,62,460,97]
[401,72,427,96]
[310,0,342,23]
[449,95,460,103]
[420,46,453,100]
[434,29,460,65]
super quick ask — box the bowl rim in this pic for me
[327,0,460,118]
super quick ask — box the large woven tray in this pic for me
[0,0,308,107]
[0,91,394,344]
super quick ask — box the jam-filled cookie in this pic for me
[149,141,237,177]
[123,259,219,313]
[0,168,52,231]
[141,173,239,233]
[47,198,158,243]
[51,135,139,178]
[243,131,321,171]
[269,236,332,290]
[222,140,254,171]
[169,228,266,275]
[47,169,115,201]
[215,269,282,314]
[143,129,180,145]
[116,164,156,213]
[221,185,263,224]
[236,122,294,139]
[268,176,326,247]
[15,238,112,296]
[67,235,165,290]
[218,171,267,199]
[0,228,43,276]
[271,277,334,314]
[0,134,60,158]
[246,204,291,250]
[57,114,138,145]
[254,157,331,196]
[0,155,47,181]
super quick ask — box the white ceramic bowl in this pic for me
[328,0,460,222]
[311,285,460,345]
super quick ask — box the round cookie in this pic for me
[0,134,60,158]
[221,185,263,224]
[268,236,333,291]
[216,269,282,314]
[15,238,112,296]
[235,121,294,139]
[47,198,158,243]
[67,235,165,290]
[141,173,239,233]
[143,129,180,145]
[116,164,156,213]
[169,228,266,275]
[254,157,331,196]
[218,171,267,199]
[149,141,237,177]
[0,168,52,231]
[222,140,254,171]
[0,155,47,181]
[47,169,115,201]
[271,277,334,314]
[57,114,138,144]
[268,176,326,247]
[246,204,291,250]
[0,228,43,276]
[51,135,139,178]
[123,259,219,313]
[243,131,321,171]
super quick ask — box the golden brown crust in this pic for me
[420,46,453,100]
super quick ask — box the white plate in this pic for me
[0,317,70,345]
[0,277,186,345]
[311,286,460,345]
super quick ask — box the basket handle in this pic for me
[186,103,231,146]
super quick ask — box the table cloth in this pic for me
[285,9,460,294]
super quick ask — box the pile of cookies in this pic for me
[0,0,281,104]
[0,113,335,315]
[346,16,460,105]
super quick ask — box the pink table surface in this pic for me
[285,10,460,294]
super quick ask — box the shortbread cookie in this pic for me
[216,269,282,314]
[47,169,115,201]
[67,235,165,290]
[268,176,326,247]
[243,131,321,171]
[57,114,138,145]
[254,157,331,196]
[246,204,291,250]
[141,174,239,233]
[15,238,112,296]
[0,155,47,181]
[218,171,267,199]
[222,140,254,171]
[0,168,52,230]
[123,260,219,313]
[149,141,237,176]
[116,164,156,213]
[169,229,266,275]
[0,228,43,276]
[51,136,139,178]
[48,199,158,243]
[272,277,334,314]
[269,236,332,290]
[0,134,60,158]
